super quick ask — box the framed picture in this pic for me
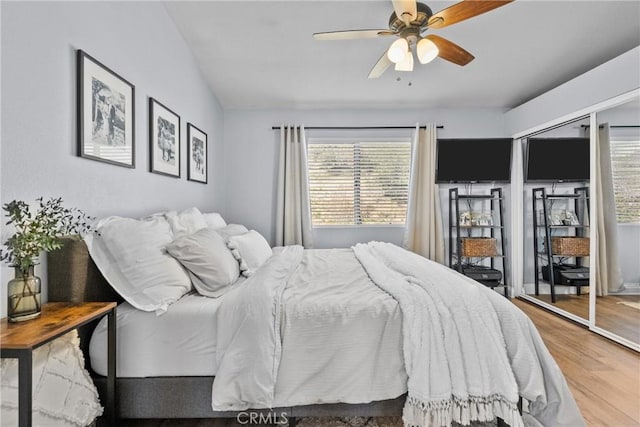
[149,98,180,177]
[461,211,493,226]
[459,211,472,226]
[548,210,565,226]
[564,210,580,225]
[187,123,207,183]
[77,50,135,167]
[477,212,493,226]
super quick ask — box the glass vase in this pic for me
[7,265,41,322]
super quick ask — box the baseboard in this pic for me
[610,283,640,295]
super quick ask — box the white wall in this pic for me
[223,108,508,248]
[0,2,226,315]
[505,46,640,135]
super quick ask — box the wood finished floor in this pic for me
[529,293,640,343]
[117,299,640,427]
[515,299,640,427]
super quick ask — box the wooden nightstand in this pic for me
[1,302,117,427]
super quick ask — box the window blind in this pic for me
[307,141,412,226]
[610,138,640,223]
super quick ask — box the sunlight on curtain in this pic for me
[403,123,445,263]
[275,125,314,248]
[595,123,623,295]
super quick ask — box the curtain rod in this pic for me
[581,125,640,128]
[271,125,444,130]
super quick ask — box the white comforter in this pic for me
[211,244,584,427]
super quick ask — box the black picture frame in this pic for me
[77,50,135,168]
[187,123,208,184]
[149,98,181,178]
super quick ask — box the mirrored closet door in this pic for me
[520,116,592,322]
[592,95,640,347]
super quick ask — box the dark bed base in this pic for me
[46,237,406,423]
[92,376,405,419]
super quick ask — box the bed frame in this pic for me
[46,237,405,423]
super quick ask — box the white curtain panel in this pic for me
[275,125,314,248]
[403,123,445,263]
[595,123,623,295]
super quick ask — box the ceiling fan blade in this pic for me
[425,35,474,66]
[428,0,513,29]
[392,0,418,25]
[313,29,394,41]
[368,51,393,79]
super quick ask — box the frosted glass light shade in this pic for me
[392,0,418,25]
[387,38,409,63]
[394,50,414,71]
[417,38,439,64]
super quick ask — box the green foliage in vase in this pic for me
[0,197,94,275]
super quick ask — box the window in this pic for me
[307,140,412,226]
[610,138,640,223]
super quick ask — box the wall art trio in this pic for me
[76,49,208,183]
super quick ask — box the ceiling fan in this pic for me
[313,0,513,78]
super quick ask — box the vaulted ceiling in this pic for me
[164,1,640,110]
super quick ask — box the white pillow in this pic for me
[165,228,240,298]
[202,212,227,230]
[227,230,273,277]
[139,210,168,221]
[165,207,207,238]
[85,216,192,314]
[215,224,249,242]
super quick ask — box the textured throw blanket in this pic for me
[1,330,103,427]
[353,242,522,427]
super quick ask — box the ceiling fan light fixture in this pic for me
[417,37,439,64]
[394,49,414,71]
[387,38,409,63]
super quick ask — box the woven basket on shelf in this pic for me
[461,237,498,257]
[551,237,590,256]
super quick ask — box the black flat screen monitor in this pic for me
[436,138,512,183]
[525,137,589,182]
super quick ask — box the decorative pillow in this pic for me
[215,224,249,242]
[202,212,227,230]
[227,230,273,277]
[85,216,192,314]
[166,228,240,298]
[165,207,208,238]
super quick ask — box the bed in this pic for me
[45,210,585,427]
